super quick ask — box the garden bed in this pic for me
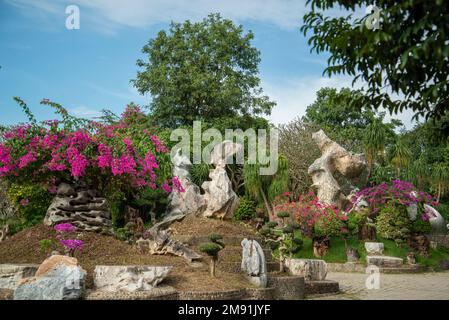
[0,223,254,292]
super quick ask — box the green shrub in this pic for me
[234,197,256,221]
[411,217,432,234]
[39,239,54,254]
[347,208,370,236]
[7,183,52,230]
[199,242,223,257]
[376,203,411,245]
[435,203,449,222]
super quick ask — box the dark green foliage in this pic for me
[7,183,52,231]
[265,221,278,229]
[376,203,411,245]
[208,233,223,243]
[411,217,432,235]
[234,197,256,221]
[301,0,449,120]
[282,225,294,234]
[199,243,222,258]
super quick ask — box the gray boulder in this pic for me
[94,266,171,292]
[14,255,86,300]
[0,264,38,290]
[241,238,267,287]
[284,258,327,281]
[424,204,447,234]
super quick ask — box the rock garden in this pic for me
[1,9,449,301]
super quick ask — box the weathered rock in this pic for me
[44,185,112,233]
[167,149,206,218]
[308,130,366,209]
[0,264,38,290]
[424,204,447,234]
[140,228,202,262]
[241,238,267,287]
[364,242,384,255]
[0,224,9,242]
[201,141,242,220]
[366,255,403,268]
[284,258,327,281]
[14,255,86,300]
[93,266,171,292]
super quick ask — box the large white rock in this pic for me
[167,149,206,217]
[284,258,327,281]
[364,242,384,255]
[94,266,172,292]
[201,141,242,219]
[366,255,403,268]
[0,264,38,290]
[424,204,447,234]
[241,239,267,287]
[14,255,86,300]
[308,130,366,209]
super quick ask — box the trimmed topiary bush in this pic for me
[234,196,256,221]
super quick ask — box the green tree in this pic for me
[389,137,412,178]
[301,0,449,120]
[133,13,275,128]
[432,163,449,202]
[303,87,400,152]
[243,155,289,219]
[363,118,387,182]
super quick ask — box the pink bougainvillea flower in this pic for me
[19,198,29,206]
[161,181,172,193]
[54,223,76,233]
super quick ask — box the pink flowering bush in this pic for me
[1,99,184,227]
[353,180,438,214]
[273,191,348,239]
[54,223,83,256]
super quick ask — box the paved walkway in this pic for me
[310,271,449,300]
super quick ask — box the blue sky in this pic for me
[0,0,415,127]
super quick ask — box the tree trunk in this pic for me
[260,186,273,220]
[437,182,442,202]
[210,258,216,277]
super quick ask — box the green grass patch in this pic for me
[288,235,449,269]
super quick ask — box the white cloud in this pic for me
[6,0,310,31]
[68,106,101,118]
[263,75,418,129]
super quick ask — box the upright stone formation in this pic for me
[166,149,206,218]
[308,130,366,209]
[241,238,267,287]
[423,204,447,235]
[44,183,112,233]
[202,141,242,219]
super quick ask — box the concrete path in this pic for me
[310,271,449,300]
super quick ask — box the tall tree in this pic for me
[301,0,449,120]
[303,87,400,152]
[133,13,275,128]
[389,137,412,178]
[363,117,387,182]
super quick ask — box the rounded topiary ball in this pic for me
[199,242,222,257]
[208,233,223,243]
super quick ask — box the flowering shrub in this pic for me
[54,223,83,257]
[353,180,438,214]
[1,100,184,226]
[273,191,348,239]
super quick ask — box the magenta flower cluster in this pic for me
[0,104,184,194]
[354,180,438,214]
[54,223,83,255]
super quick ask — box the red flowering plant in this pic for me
[272,191,349,257]
[0,99,183,226]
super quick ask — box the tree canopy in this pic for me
[133,13,275,128]
[301,0,449,120]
